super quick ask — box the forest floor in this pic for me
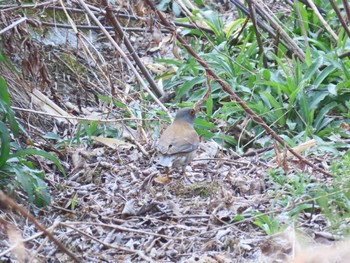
[0,1,348,262]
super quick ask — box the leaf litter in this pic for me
[0,1,348,262]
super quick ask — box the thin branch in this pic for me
[41,22,169,33]
[0,191,81,263]
[246,0,267,67]
[60,222,138,253]
[0,17,27,35]
[230,0,305,61]
[63,221,185,240]
[253,1,306,61]
[330,0,350,39]
[11,106,150,122]
[0,0,58,11]
[306,0,338,41]
[76,0,172,122]
[102,1,162,98]
[230,0,275,37]
[294,0,309,49]
[343,0,350,24]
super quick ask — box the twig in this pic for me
[59,0,152,145]
[230,17,249,46]
[60,222,138,253]
[273,29,280,59]
[64,221,185,240]
[253,1,306,61]
[102,1,162,98]
[11,106,153,122]
[143,0,331,177]
[230,0,305,61]
[294,0,309,49]
[0,191,81,263]
[29,235,50,263]
[41,22,169,33]
[343,0,350,24]
[230,0,275,37]
[298,0,326,14]
[0,17,27,35]
[246,0,267,67]
[0,0,58,11]
[330,0,350,39]
[76,0,172,123]
[306,0,338,41]
[339,50,350,59]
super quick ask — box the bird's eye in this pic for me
[190,109,195,115]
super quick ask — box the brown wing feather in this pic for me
[157,121,199,154]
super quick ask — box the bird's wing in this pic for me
[157,122,199,154]
[167,142,199,154]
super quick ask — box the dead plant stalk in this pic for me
[75,0,171,122]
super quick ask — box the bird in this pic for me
[156,108,199,174]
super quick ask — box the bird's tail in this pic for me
[158,155,173,167]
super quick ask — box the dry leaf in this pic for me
[154,175,171,184]
[7,224,25,263]
[91,136,134,149]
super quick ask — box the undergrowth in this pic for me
[0,53,65,207]
[1,0,350,239]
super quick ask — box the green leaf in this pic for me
[175,77,206,99]
[172,1,181,17]
[193,0,203,5]
[157,0,171,11]
[216,134,237,146]
[298,2,308,33]
[314,65,335,88]
[225,18,245,39]
[231,214,244,221]
[313,102,337,132]
[298,89,310,125]
[304,58,323,81]
[33,176,51,207]
[43,132,62,141]
[262,69,271,80]
[261,92,285,125]
[0,77,11,105]
[6,106,19,137]
[194,118,216,129]
[202,11,224,39]
[206,95,213,119]
[305,48,311,66]
[71,193,78,210]
[308,90,328,110]
[286,119,296,130]
[10,149,66,176]
[0,121,10,167]
[14,166,34,203]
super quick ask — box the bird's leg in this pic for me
[182,166,193,185]
[164,166,172,180]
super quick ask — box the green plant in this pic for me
[314,151,350,234]
[266,158,350,236]
[253,212,287,236]
[71,193,78,210]
[0,75,65,207]
[231,209,287,236]
[155,1,350,155]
